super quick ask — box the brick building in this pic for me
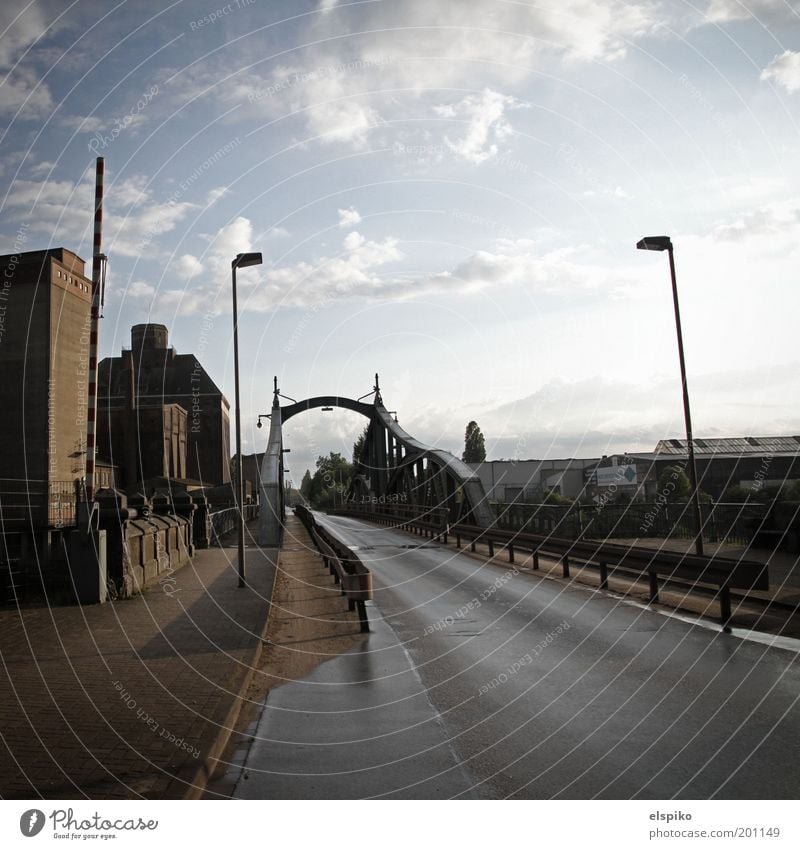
[0,248,93,528]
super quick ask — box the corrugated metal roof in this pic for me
[654,436,800,455]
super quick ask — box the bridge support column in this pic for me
[259,400,284,547]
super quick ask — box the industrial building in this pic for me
[471,436,800,503]
[0,248,93,529]
[97,324,230,489]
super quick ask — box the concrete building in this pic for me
[98,324,230,489]
[470,457,601,502]
[0,248,93,528]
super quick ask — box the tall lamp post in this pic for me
[231,251,263,587]
[636,236,703,556]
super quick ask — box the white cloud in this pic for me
[3,172,199,258]
[0,1,50,67]
[181,0,655,150]
[0,66,53,117]
[0,2,62,117]
[27,159,56,176]
[337,207,362,228]
[205,186,228,206]
[207,215,253,258]
[435,89,521,164]
[761,50,800,94]
[710,197,800,244]
[173,254,204,279]
[303,82,383,147]
[154,223,640,315]
[127,280,155,298]
[705,0,800,24]
[60,115,106,132]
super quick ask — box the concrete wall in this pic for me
[104,514,194,598]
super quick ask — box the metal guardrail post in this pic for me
[719,585,732,633]
[649,572,660,604]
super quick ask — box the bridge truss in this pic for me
[258,376,493,545]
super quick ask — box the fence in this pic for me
[493,500,776,547]
[337,504,768,632]
[295,504,371,631]
[0,479,78,529]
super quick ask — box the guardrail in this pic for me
[334,505,769,633]
[295,504,372,632]
[209,504,258,544]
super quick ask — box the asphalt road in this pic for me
[242,513,800,799]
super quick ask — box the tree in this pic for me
[307,452,354,509]
[462,421,486,464]
[656,464,691,501]
[300,470,312,501]
[352,425,369,466]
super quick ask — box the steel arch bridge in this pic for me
[258,375,494,545]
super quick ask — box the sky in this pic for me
[1,0,799,484]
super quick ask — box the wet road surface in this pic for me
[238,513,800,799]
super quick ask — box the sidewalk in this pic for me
[211,514,476,799]
[0,519,275,799]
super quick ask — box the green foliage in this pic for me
[300,469,312,500]
[721,482,800,504]
[542,488,574,505]
[352,425,369,466]
[656,464,691,501]
[307,452,354,509]
[462,420,487,464]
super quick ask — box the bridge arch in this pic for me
[258,378,493,545]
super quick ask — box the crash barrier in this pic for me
[334,505,769,633]
[294,504,372,632]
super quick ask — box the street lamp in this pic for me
[637,236,703,556]
[232,251,263,587]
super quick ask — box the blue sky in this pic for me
[2,0,799,482]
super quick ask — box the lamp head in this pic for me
[636,236,672,252]
[232,252,263,269]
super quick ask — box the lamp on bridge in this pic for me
[231,251,263,588]
[636,236,703,556]
[256,414,271,429]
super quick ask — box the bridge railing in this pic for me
[333,506,768,632]
[295,504,372,632]
[335,501,449,529]
[209,504,258,545]
[492,499,776,547]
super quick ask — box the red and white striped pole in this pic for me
[85,156,104,503]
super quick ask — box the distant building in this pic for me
[470,457,601,502]
[98,324,230,489]
[588,436,800,501]
[235,452,264,504]
[0,248,93,528]
[472,436,800,503]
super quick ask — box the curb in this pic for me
[176,548,278,800]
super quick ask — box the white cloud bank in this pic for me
[761,50,800,94]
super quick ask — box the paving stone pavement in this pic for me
[0,521,275,799]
